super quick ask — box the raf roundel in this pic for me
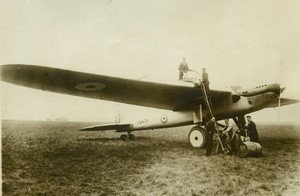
[160,114,168,124]
[75,82,106,91]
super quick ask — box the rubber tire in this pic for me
[120,134,128,141]
[188,126,206,148]
[129,134,135,140]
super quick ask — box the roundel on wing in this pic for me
[160,114,168,124]
[75,82,106,91]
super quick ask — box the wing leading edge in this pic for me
[1,64,230,110]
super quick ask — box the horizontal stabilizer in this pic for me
[80,123,131,131]
[230,86,242,92]
[267,98,300,108]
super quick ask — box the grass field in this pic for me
[2,120,300,195]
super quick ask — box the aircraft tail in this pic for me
[80,104,129,131]
[230,86,242,92]
[115,104,123,123]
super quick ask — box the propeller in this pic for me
[278,87,281,121]
[278,85,286,121]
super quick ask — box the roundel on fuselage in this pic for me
[160,114,168,124]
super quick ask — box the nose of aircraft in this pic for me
[280,86,286,93]
[272,83,285,94]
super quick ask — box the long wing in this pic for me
[267,98,300,108]
[1,64,230,110]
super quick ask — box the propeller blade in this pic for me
[278,85,283,121]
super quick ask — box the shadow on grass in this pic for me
[76,136,151,142]
[3,120,300,195]
[2,129,191,195]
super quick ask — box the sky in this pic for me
[1,0,300,122]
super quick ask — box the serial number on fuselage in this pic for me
[136,119,148,126]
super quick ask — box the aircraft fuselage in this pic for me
[120,83,281,132]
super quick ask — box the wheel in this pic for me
[188,126,206,148]
[120,134,128,141]
[128,134,135,140]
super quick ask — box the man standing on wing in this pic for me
[202,67,210,96]
[178,58,189,80]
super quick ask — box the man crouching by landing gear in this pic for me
[205,117,217,156]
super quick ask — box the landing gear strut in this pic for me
[120,132,135,140]
[232,115,247,131]
[188,126,206,148]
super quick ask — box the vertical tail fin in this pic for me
[115,104,123,123]
[230,86,242,92]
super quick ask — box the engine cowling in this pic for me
[231,83,284,97]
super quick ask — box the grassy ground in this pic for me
[2,120,300,195]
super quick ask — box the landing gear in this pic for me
[120,132,135,141]
[232,115,247,131]
[128,133,135,140]
[188,126,206,148]
[120,134,128,140]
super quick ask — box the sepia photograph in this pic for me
[1,0,300,195]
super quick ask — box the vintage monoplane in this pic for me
[1,64,299,148]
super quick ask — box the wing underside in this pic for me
[1,64,230,110]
